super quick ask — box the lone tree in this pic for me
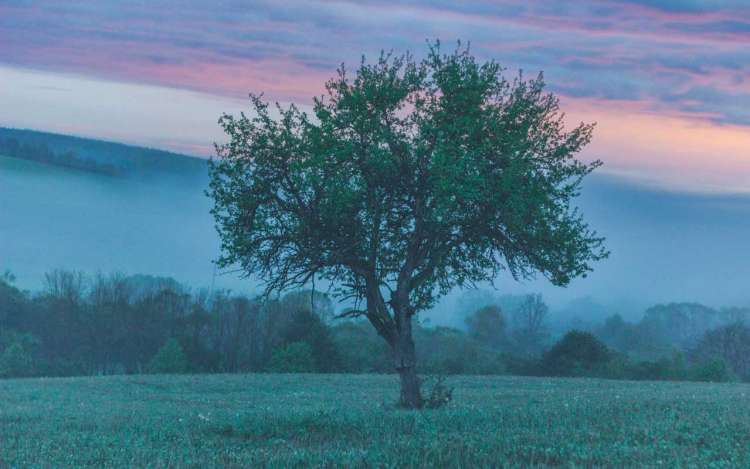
[208,42,607,408]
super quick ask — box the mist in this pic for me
[3,145,749,327]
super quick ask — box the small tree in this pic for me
[465,305,506,349]
[148,338,188,374]
[208,42,607,408]
[512,294,549,356]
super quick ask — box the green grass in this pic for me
[0,374,748,468]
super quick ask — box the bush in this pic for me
[422,376,454,409]
[541,330,612,377]
[332,321,392,373]
[277,310,341,372]
[416,326,506,375]
[0,331,39,378]
[148,338,188,374]
[690,358,734,382]
[0,342,34,378]
[268,342,316,373]
[627,351,687,381]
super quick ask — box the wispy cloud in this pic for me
[1,0,749,190]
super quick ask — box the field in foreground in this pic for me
[0,374,748,468]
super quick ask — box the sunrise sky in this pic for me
[2,0,749,192]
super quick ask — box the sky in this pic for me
[1,0,750,192]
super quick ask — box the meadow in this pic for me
[1,374,748,468]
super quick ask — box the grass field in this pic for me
[1,374,749,468]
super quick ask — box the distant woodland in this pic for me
[1,270,749,382]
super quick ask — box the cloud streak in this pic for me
[1,0,749,190]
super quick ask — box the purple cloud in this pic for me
[1,1,749,130]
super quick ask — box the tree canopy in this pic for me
[208,42,607,407]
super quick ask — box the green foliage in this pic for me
[148,338,188,374]
[690,359,734,383]
[416,325,504,375]
[0,342,33,378]
[276,310,341,372]
[1,374,750,467]
[267,342,316,373]
[331,321,392,373]
[208,43,607,396]
[542,330,612,377]
[4,268,748,384]
[421,375,453,409]
[625,350,688,381]
[0,330,38,378]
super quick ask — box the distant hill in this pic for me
[0,127,207,178]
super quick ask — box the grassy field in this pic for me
[0,374,749,468]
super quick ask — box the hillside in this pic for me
[0,127,207,178]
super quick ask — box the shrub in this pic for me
[690,358,734,382]
[422,376,454,409]
[627,351,687,381]
[331,321,391,373]
[277,310,341,372]
[0,331,39,378]
[268,342,316,373]
[0,342,34,378]
[148,338,188,374]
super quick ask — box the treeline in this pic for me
[0,127,207,178]
[0,136,121,176]
[0,270,748,382]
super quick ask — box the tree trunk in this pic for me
[363,278,422,408]
[393,317,422,409]
[397,358,422,409]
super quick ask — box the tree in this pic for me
[541,330,611,377]
[691,322,750,380]
[511,294,549,356]
[465,305,506,349]
[640,303,720,349]
[208,42,607,408]
[148,338,188,374]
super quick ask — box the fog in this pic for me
[2,154,749,325]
